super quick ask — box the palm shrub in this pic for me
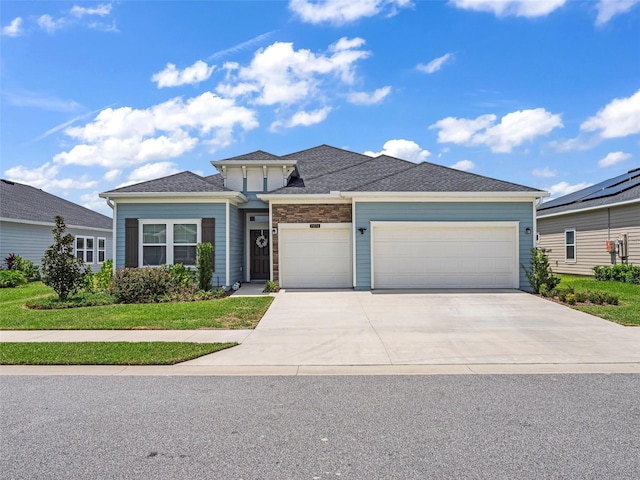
[41,215,87,300]
[521,247,560,294]
[196,242,214,291]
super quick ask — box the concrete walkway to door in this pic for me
[183,290,640,367]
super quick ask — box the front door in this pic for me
[250,230,270,280]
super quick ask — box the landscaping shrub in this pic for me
[604,293,619,305]
[109,265,199,304]
[565,293,576,305]
[264,280,280,293]
[3,253,40,280]
[0,270,28,288]
[41,216,87,300]
[196,242,214,291]
[521,247,561,294]
[592,264,640,285]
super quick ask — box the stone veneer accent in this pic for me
[271,203,352,282]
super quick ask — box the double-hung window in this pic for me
[97,237,106,263]
[140,220,200,267]
[75,236,94,263]
[565,229,576,262]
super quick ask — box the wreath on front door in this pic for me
[255,234,268,249]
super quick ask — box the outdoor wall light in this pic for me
[525,227,532,234]
[358,227,367,235]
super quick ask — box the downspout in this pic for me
[106,197,116,274]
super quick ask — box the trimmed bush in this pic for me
[592,264,640,284]
[196,242,214,291]
[0,270,28,288]
[109,265,199,304]
[264,280,280,293]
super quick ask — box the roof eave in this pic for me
[342,191,549,199]
[99,191,247,201]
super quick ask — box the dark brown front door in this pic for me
[250,230,270,280]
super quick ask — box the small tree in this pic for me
[521,247,560,294]
[41,215,87,300]
[196,242,214,291]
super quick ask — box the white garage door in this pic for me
[372,222,518,289]
[279,224,352,288]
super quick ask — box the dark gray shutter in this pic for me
[201,218,215,271]
[124,218,139,267]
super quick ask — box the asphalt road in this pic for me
[1,375,639,479]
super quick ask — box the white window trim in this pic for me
[75,235,95,264]
[138,219,201,267]
[565,228,576,263]
[97,237,107,264]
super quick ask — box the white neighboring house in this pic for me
[0,179,113,269]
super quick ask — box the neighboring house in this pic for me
[537,168,640,275]
[0,180,113,268]
[99,145,546,290]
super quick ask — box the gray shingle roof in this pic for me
[214,150,282,162]
[538,168,640,216]
[0,180,112,229]
[102,171,230,194]
[269,145,542,194]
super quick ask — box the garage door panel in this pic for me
[280,225,352,289]
[373,223,518,289]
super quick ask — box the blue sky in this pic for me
[1,0,639,215]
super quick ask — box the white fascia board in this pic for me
[102,192,248,205]
[211,160,297,167]
[0,217,112,233]
[257,194,349,204]
[344,191,548,202]
[537,198,640,219]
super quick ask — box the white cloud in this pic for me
[103,169,122,182]
[347,86,391,105]
[449,0,566,18]
[430,108,563,153]
[289,0,413,25]
[450,160,475,171]
[54,92,258,168]
[38,14,64,34]
[598,151,632,168]
[417,53,453,74]
[364,139,431,163]
[271,107,332,131]
[4,163,97,191]
[532,167,557,178]
[2,17,23,37]
[2,89,83,112]
[222,38,370,106]
[595,0,640,25]
[581,89,640,139]
[80,191,112,215]
[70,4,113,18]
[547,181,592,197]
[127,162,180,183]
[152,60,215,88]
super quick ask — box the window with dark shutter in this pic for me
[125,218,139,267]
[201,218,215,271]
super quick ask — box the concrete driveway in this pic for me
[184,290,640,366]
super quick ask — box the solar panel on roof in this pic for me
[539,170,640,210]
[579,177,640,202]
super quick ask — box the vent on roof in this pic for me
[1,179,15,185]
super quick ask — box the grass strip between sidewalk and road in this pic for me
[0,282,273,330]
[558,275,640,326]
[0,342,237,365]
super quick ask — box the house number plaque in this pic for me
[310,223,321,228]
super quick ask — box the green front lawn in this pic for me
[558,275,640,326]
[0,342,236,365]
[0,282,273,330]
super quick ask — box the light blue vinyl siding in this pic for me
[115,203,227,286]
[354,202,535,290]
[0,220,112,268]
[228,204,244,285]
